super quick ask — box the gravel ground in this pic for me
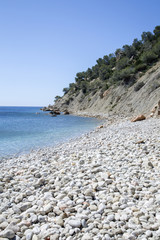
[0,118,160,240]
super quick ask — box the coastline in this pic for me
[0,117,160,239]
[0,110,103,161]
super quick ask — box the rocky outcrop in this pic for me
[63,110,70,115]
[53,110,60,115]
[41,106,53,111]
[131,115,146,122]
[53,61,160,118]
[41,106,60,116]
[150,100,160,117]
[49,111,57,117]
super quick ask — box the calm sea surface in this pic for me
[0,107,101,159]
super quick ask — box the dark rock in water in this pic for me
[54,110,60,115]
[98,125,103,129]
[63,110,69,115]
[41,106,60,116]
[41,107,51,111]
[49,111,57,117]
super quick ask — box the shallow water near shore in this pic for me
[0,106,102,159]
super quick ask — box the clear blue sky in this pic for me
[0,0,160,106]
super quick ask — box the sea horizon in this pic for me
[0,105,44,107]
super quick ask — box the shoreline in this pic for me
[0,117,160,239]
[0,117,104,163]
[0,113,103,162]
[0,113,125,162]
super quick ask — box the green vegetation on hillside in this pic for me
[55,26,160,102]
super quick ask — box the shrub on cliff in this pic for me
[153,40,160,57]
[63,87,69,94]
[63,25,160,97]
[54,96,61,102]
[140,51,158,64]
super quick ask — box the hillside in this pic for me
[47,26,160,118]
[53,61,160,118]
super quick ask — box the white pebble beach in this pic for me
[0,117,160,240]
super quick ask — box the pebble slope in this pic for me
[0,118,160,240]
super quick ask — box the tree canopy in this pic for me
[60,25,160,97]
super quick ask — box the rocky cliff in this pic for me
[52,61,160,118]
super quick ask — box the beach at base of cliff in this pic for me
[0,117,160,240]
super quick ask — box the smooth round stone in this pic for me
[50,233,59,240]
[20,202,32,212]
[97,204,106,214]
[104,234,111,240]
[40,224,50,232]
[90,205,98,211]
[0,221,8,230]
[32,227,41,235]
[15,236,21,240]
[12,205,21,214]
[156,229,160,237]
[81,219,87,228]
[0,216,6,224]
[120,214,129,221]
[81,233,93,240]
[28,196,35,202]
[132,229,144,237]
[32,234,39,240]
[100,172,110,180]
[145,230,152,237]
[56,193,66,200]
[26,190,33,196]
[68,219,81,228]
[69,229,75,236]
[76,199,84,204]
[92,228,99,234]
[107,214,115,222]
[56,217,64,227]
[103,224,109,230]
[15,194,24,203]
[7,223,20,233]
[126,234,136,240]
[79,160,85,165]
[31,214,38,223]
[44,203,53,213]
[84,189,94,196]
[25,231,33,240]
[38,215,46,223]
[0,229,15,239]
[34,173,41,178]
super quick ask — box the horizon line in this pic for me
[0,105,45,107]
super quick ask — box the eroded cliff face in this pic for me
[53,61,160,118]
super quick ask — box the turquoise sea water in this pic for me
[0,107,101,159]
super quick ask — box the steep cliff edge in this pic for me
[47,26,160,118]
[53,61,160,118]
